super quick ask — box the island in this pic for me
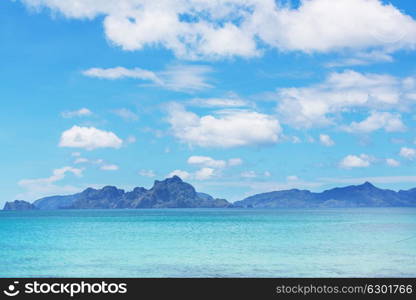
[3,177,416,210]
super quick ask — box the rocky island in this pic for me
[3,176,231,210]
[3,177,416,210]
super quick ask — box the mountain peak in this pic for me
[102,185,120,191]
[154,175,183,186]
[3,200,37,211]
[166,175,183,183]
[360,181,375,188]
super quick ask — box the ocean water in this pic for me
[0,208,415,277]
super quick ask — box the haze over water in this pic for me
[1,208,415,277]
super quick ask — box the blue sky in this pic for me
[1,0,416,205]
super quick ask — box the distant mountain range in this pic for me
[3,177,416,210]
[233,181,416,208]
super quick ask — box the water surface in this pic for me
[0,208,415,277]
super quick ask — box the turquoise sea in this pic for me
[0,208,415,277]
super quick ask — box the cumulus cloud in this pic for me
[61,108,92,118]
[399,147,416,160]
[319,134,335,147]
[59,126,123,150]
[167,104,281,148]
[167,169,191,180]
[195,167,215,180]
[19,0,416,59]
[187,156,227,169]
[339,154,372,168]
[83,65,213,92]
[276,70,416,128]
[342,111,406,133]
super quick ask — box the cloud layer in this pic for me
[20,0,416,59]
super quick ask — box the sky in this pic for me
[1,0,416,205]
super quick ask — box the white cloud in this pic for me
[167,169,191,180]
[100,164,119,171]
[168,156,244,182]
[187,156,226,169]
[59,126,123,150]
[251,0,416,53]
[319,134,335,147]
[187,156,242,169]
[61,108,92,118]
[83,65,213,92]
[71,152,81,157]
[339,154,372,169]
[112,108,139,121]
[342,111,406,133]
[139,169,156,178]
[74,157,105,165]
[386,158,400,167]
[195,167,215,180]
[276,70,416,129]
[167,104,281,148]
[17,166,84,200]
[83,67,160,82]
[399,147,416,160]
[20,0,416,59]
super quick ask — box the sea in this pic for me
[0,208,415,277]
